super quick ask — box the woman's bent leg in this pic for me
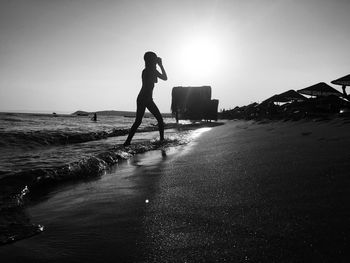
[147,101,164,141]
[124,102,146,146]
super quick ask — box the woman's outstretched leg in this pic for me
[124,102,146,146]
[147,101,164,141]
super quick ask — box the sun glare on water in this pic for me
[178,35,222,80]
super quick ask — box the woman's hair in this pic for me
[144,51,157,68]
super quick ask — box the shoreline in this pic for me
[1,118,349,261]
[0,122,223,246]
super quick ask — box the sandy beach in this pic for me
[0,119,349,262]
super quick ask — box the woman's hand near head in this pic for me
[157,57,162,65]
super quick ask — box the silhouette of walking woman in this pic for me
[124,51,168,146]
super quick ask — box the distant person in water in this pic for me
[91,113,97,121]
[124,51,168,146]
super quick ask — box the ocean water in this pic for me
[0,112,176,179]
[0,112,204,244]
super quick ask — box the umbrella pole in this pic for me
[342,85,347,97]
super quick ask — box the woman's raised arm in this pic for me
[156,57,167,81]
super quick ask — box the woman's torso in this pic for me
[138,68,157,101]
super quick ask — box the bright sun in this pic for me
[178,35,221,81]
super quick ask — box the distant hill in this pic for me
[71,110,172,118]
[72,110,90,116]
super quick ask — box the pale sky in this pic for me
[0,0,349,113]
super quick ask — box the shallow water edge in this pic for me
[0,122,223,245]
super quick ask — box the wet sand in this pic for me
[0,120,349,262]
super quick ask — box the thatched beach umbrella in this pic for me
[260,94,278,105]
[331,74,350,100]
[331,74,350,87]
[261,89,306,105]
[274,90,306,102]
[297,82,342,97]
